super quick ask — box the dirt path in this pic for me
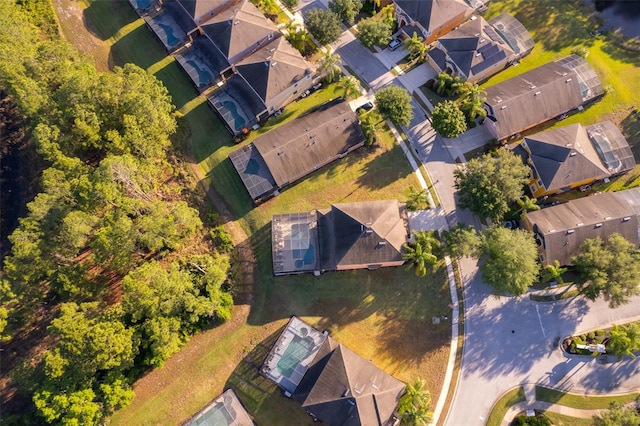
[186,147,258,306]
[52,0,111,72]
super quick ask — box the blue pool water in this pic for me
[223,101,246,130]
[157,22,179,46]
[186,60,213,87]
[135,0,152,10]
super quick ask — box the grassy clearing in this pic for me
[486,387,526,426]
[483,0,640,191]
[54,1,452,425]
[535,386,640,409]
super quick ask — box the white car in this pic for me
[388,38,402,51]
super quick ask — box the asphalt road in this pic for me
[331,24,640,426]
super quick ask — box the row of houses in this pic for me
[129,0,317,135]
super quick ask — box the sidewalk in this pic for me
[385,118,458,426]
[501,384,621,425]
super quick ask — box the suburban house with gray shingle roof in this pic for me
[128,0,317,134]
[270,199,409,276]
[483,55,604,141]
[512,121,636,197]
[229,99,365,203]
[393,0,474,45]
[262,316,406,426]
[427,13,534,83]
[522,188,640,266]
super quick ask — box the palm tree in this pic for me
[541,260,568,284]
[457,82,487,122]
[515,195,541,218]
[404,33,427,63]
[316,50,342,83]
[402,231,440,276]
[358,114,376,146]
[433,73,452,95]
[448,75,465,97]
[405,186,430,211]
[398,379,433,426]
[337,75,361,99]
[607,324,640,359]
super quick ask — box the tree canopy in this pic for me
[375,85,414,127]
[572,233,640,308]
[356,17,392,48]
[398,378,433,426]
[454,148,530,222]
[431,100,467,138]
[402,231,441,277]
[328,0,362,23]
[0,2,235,423]
[480,226,539,296]
[305,8,342,45]
[594,401,640,426]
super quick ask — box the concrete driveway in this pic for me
[323,20,640,426]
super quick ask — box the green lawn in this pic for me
[57,1,451,425]
[535,386,640,410]
[543,412,594,426]
[486,387,526,426]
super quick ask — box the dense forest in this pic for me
[0,1,234,424]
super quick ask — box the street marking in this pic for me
[535,305,547,338]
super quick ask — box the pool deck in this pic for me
[261,317,328,394]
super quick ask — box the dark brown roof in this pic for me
[253,100,364,188]
[235,36,315,105]
[524,123,609,191]
[436,16,513,82]
[523,192,639,265]
[201,0,278,61]
[317,200,408,271]
[523,121,636,192]
[395,0,472,33]
[484,55,603,140]
[174,0,229,22]
[293,336,405,426]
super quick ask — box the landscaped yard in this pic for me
[53,1,452,425]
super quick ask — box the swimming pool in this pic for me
[186,60,213,87]
[222,100,246,131]
[157,22,179,47]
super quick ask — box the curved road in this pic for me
[318,17,640,425]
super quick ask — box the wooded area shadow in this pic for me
[83,0,136,41]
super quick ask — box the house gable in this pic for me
[318,200,408,272]
[200,0,278,63]
[523,192,639,266]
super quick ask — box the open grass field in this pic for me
[52,1,451,425]
[483,0,640,190]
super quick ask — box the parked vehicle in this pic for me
[388,37,402,51]
[356,101,374,114]
[503,220,518,229]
